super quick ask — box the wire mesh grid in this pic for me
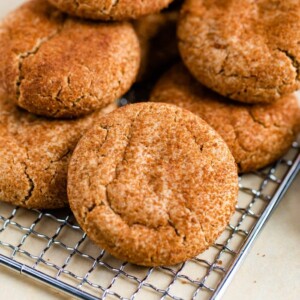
[0,139,299,300]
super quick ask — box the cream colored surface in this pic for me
[0,1,299,300]
[223,173,300,300]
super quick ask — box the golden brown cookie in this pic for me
[47,0,174,21]
[150,64,300,172]
[178,0,300,104]
[133,11,179,81]
[68,102,238,266]
[0,0,140,118]
[0,93,116,209]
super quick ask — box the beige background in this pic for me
[0,1,299,299]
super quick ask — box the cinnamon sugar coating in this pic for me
[178,0,300,104]
[150,64,300,172]
[0,93,116,209]
[48,0,174,21]
[68,102,238,266]
[0,0,140,118]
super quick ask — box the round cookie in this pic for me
[178,0,300,104]
[150,64,300,172]
[68,102,238,266]
[48,0,174,21]
[0,0,140,118]
[0,93,116,209]
[133,11,179,81]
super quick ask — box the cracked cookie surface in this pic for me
[48,0,174,21]
[150,64,300,172]
[178,0,300,104]
[0,0,140,118]
[0,93,116,209]
[67,102,238,266]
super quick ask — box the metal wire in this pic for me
[0,141,299,300]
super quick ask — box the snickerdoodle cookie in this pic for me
[178,0,300,104]
[133,11,179,81]
[0,0,140,118]
[0,93,116,209]
[68,102,238,266]
[150,64,300,172]
[48,0,174,21]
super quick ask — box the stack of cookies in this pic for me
[150,0,300,173]
[0,0,299,267]
[0,0,142,210]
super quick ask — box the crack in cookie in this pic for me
[16,23,66,102]
[1,0,140,118]
[21,161,35,204]
[150,63,300,173]
[68,102,238,266]
[0,94,116,209]
[178,0,300,103]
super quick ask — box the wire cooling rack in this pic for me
[0,139,299,300]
